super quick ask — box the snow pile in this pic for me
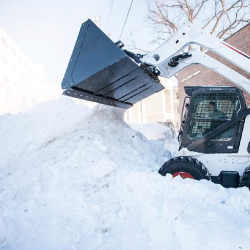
[0,97,250,250]
[128,122,179,155]
[128,122,171,140]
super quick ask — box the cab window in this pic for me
[187,93,240,141]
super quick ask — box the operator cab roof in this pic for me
[184,86,244,97]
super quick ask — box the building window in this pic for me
[1,37,7,47]
[22,97,26,105]
[6,94,9,104]
[12,48,16,56]
[12,65,17,72]
[140,101,143,122]
[126,111,129,121]
[3,75,9,84]
[2,56,8,65]
[176,92,179,99]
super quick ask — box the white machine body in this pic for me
[142,24,250,177]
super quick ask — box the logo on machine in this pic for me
[209,88,222,91]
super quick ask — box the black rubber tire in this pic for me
[241,166,250,188]
[158,156,210,181]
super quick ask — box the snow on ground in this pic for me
[128,122,172,141]
[0,97,250,250]
[128,122,179,156]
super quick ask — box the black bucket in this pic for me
[61,19,164,109]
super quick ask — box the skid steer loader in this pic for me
[62,19,250,188]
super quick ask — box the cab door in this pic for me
[180,89,246,153]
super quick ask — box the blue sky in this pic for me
[0,0,156,86]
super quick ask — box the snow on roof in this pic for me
[0,97,250,249]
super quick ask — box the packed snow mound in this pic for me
[128,122,171,140]
[128,122,178,156]
[0,97,250,250]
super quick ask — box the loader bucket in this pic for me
[61,19,164,109]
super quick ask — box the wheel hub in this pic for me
[172,172,194,179]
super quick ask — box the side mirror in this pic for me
[178,131,183,142]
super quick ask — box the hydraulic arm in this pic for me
[153,47,250,96]
[143,24,250,76]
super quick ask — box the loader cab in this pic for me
[179,87,246,153]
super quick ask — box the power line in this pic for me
[106,0,115,30]
[119,0,134,40]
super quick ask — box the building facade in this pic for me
[125,77,180,129]
[0,25,60,115]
